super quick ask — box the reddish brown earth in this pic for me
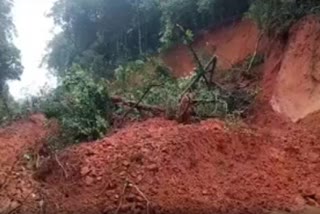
[2,18,320,214]
[0,115,49,213]
[162,19,260,77]
[272,15,320,122]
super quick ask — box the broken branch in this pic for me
[54,153,68,179]
[120,84,162,121]
[114,181,129,214]
[111,96,165,114]
[246,33,262,74]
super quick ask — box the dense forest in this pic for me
[2,0,320,145]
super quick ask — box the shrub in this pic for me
[42,65,113,143]
[110,58,255,120]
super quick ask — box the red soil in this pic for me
[0,115,48,213]
[272,15,320,122]
[162,19,260,77]
[2,17,320,214]
[1,117,320,214]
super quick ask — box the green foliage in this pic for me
[0,0,23,119]
[110,59,255,120]
[45,0,250,78]
[0,94,41,127]
[45,0,162,78]
[247,0,320,36]
[42,65,112,142]
[159,0,249,49]
[38,0,262,146]
[109,58,181,109]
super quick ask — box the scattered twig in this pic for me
[0,159,20,191]
[113,179,151,214]
[114,180,129,214]
[207,56,217,86]
[7,191,32,214]
[129,182,150,214]
[246,33,263,74]
[111,96,165,113]
[180,56,218,99]
[120,84,162,121]
[176,24,212,88]
[54,153,68,179]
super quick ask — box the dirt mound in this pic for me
[271,15,320,122]
[162,19,260,77]
[0,114,48,214]
[30,118,320,214]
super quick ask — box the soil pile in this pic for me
[32,118,320,214]
[0,115,48,214]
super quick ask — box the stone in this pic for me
[123,161,130,167]
[85,176,94,186]
[147,164,158,172]
[81,166,91,176]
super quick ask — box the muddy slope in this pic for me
[162,19,260,77]
[272,15,320,122]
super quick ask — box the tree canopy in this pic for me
[44,0,250,79]
[0,0,23,114]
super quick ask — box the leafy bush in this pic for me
[110,58,254,120]
[42,65,112,142]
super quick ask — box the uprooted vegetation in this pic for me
[40,54,261,147]
[1,0,320,147]
[4,1,320,214]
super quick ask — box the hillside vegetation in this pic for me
[1,0,320,145]
[3,1,320,214]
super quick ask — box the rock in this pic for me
[123,161,130,167]
[202,190,209,195]
[308,152,319,163]
[0,198,12,213]
[85,176,94,186]
[81,166,91,176]
[137,175,143,183]
[107,182,116,190]
[147,164,158,172]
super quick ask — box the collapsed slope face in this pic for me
[163,16,320,124]
[36,118,320,214]
[162,19,260,77]
[271,16,320,122]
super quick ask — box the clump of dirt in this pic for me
[162,19,260,77]
[272,15,320,122]
[30,118,320,214]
